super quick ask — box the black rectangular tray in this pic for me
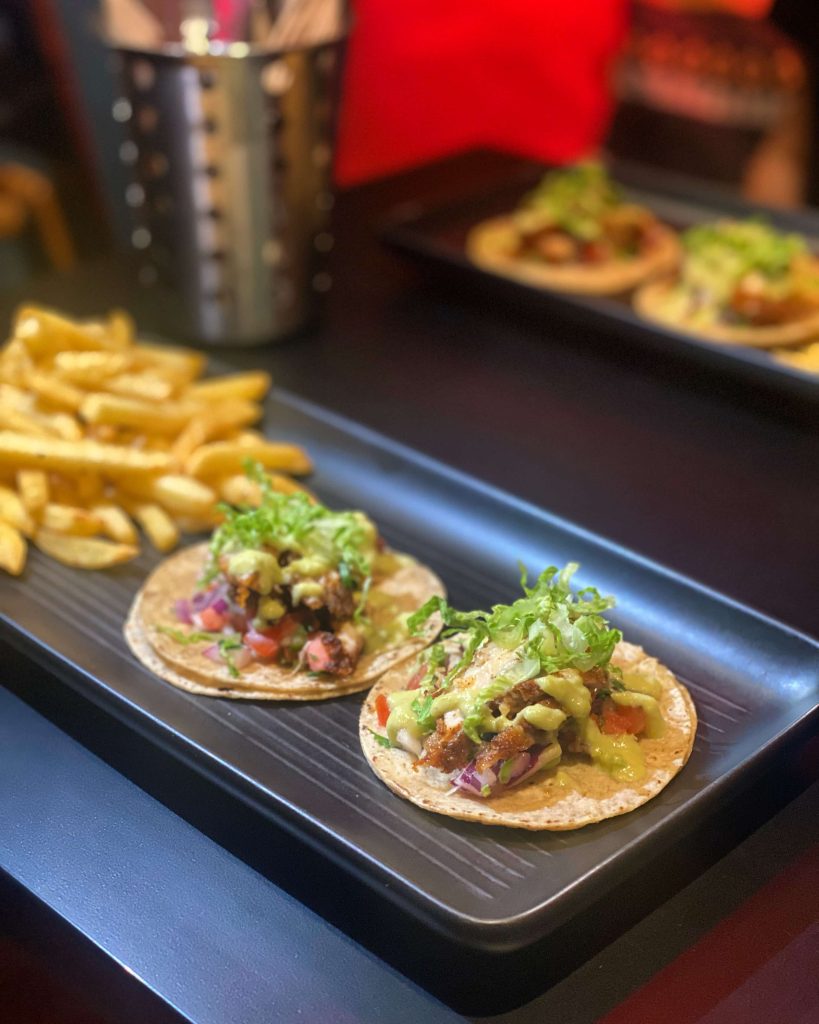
[2,388,818,956]
[382,158,819,406]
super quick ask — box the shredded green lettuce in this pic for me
[522,162,621,241]
[683,219,806,282]
[204,461,375,592]
[408,563,620,689]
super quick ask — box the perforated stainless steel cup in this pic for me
[107,23,344,344]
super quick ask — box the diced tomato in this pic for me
[198,606,228,631]
[303,635,335,672]
[375,693,390,728]
[243,629,280,659]
[263,613,301,644]
[598,700,646,735]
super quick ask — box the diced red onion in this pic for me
[203,644,222,661]
[232,647,253,670]
[452,744,554,798]
[452,762,498,796]
[210,597,230,615]
[174,599,193,624]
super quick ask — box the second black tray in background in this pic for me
[382,158,819,408]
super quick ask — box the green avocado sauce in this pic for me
[386,565,666,782]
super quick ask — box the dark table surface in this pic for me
[2,150,819,1023]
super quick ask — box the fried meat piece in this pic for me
[474,722,537,773]
[419,717,474,773]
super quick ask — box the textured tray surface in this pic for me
[3,389,818,950]
[382,162,819,404]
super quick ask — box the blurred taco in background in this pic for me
[634,218,819,347]
[360,564,696,830]
[126,469,444,700]
[466,162,680,295]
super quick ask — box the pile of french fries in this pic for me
[0,305,313,575]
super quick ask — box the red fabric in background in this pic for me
[335,0,629,185]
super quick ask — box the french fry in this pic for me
[106,309,135,349]
[41,503,102,536]
[174,514,219,534]
[53,350,128,386]
[170,415,210,466]
[25,370,84,411]
[0,407,58,438]
[34,528,138,568]
[16,469,49,515]
[218,473,263,507]
[13,306,120,355]
[0,382,33,411]
[0,521,26,575]
[91,503,138,544]
[148,474,217,517]
[80,393,197,434]
[128,501,180,552]
[104,372,175,403]
[267,472,316,499]
[0,432,172,476]
[0,303,288,574]
[185,370,272,403]
[0,339,33,385]
[186,440,312,479]
[75,473,103,503]
[0,485,35,535]
[130,341,206,385]
[46,413,83,441]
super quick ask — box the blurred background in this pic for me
[0,0,816,305]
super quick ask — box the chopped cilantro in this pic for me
[367,728,392,749]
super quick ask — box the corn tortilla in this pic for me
[634,277,819,349]
[360,640,697,830]
[466,216,681,296]
[125,542,445,700]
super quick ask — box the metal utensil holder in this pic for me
[110,40,343,345]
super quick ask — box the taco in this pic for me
[360,565,696,830]
[634,219,819,348]
[466,162,680,295]
[125,476,445,700]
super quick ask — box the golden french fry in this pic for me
[14,306,119,356]
[0,485,35,535]
[104,372,175,403]
[128,501,180,552]
[34,528,137,568]
[174,514,219,534]
[0,339,33,385]
[186,440,312,479]
[46,413,83,441]
[91,503,138,544]
[170,415,210,466]
[0,432,172,476]
[0,406,58,438]
[106,309,135,349]
[41,503,102,536]
[80,393,197,434]
[16,469,49,514]
[0,521,26,575]
[25,371,84,411]
[185,371,272,403]
[75,473,103,503]
[53,350,129,386]
[148,474,217,517]
[267,472,316,500]
[130,342,206,385]
[0,382,32,411]
[218,473,263,507]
